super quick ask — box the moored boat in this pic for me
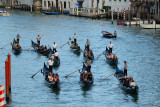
[0,10,10,16]
[44,11,60,15]
[83,46,94,60]
[114,67,138,93]
[101,31,117,38]
[117,21,124,25]
[31,40,51,55]
[11,39,21,54]
[42,63,60,88]
[79,63,93,87]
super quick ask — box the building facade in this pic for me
[42,0,72,11]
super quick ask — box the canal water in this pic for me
[0,10,160,107]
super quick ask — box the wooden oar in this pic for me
[80,49,84,53]
[0,42,12,50]
[27,34,44,51]
[65,68,83,78]
[33,49,52,60]
[100,73,115,82]
[96,50,105,59]
[60,42,68,48]
[31,68,43,78]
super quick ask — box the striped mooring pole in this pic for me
[124,8,125,21]
[0,85,5,107]
[117,8,119,21]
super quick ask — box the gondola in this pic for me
[83,46,94,60]
[114,67,138,93]
[103,48,118,66]
[101,31,117,38]
[68,37,81,53]
[11,39,22,54]
[80,63,93,87]
[117,21,124,25]
[43,11,60,15]
[48,51,60,67]
[31,40,51,55]
[42,63,60,88]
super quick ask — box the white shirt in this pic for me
[86,40,90,46]
[50,55,54,59]
[109,43,113,49]
[53,44,58,49]
[74,34,77,39]
[48,60,54,66]
[37,36,41,41]
[54,52,59,57]
[114,32,117,36]
[124,64,127,70]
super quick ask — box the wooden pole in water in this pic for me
[111,8,113,24]
[155,0,157,30]
[7,54,11,92]
[5,59,9,102]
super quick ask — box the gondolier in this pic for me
[53,42,58,53]
[16,34,21,44]
[108,41,113,54]
[73,33,77,45]
[113,31,117,37]
[86,59,92,72]
[54,50,59,58]
[124,61,127,76]
[86,39,90,51]
[36,35,41,45]
[47,57,54,72]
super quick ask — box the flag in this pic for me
[76,3,80,7]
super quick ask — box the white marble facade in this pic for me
[42,0,72,11]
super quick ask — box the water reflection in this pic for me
[12,50,21,56]
[123,91,139,103]
[81,85,92,98]
[50,87,60,95]
[45,82,60,95]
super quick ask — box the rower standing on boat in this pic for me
[108,41,113,54]
[86,59,92,72]
[53,42,58,53]
[36,35,41,45]
[123,61,128,76]
[113,31,117,37]
[54,50,59,60]
[47,57,54,72]
[16,34,21,44]
[73,33,77,45]
[86,39,90,51]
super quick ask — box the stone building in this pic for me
[42,0,72,11]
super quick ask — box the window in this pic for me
[124,0,126,2]
[64,1,66,8]
[109,0,111,1]
[52,1,53,7]
[44,1,46,7]
[119,0,121,1]
[68,2,70,8]
[48,1,50,7]
[114,0,116,1]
